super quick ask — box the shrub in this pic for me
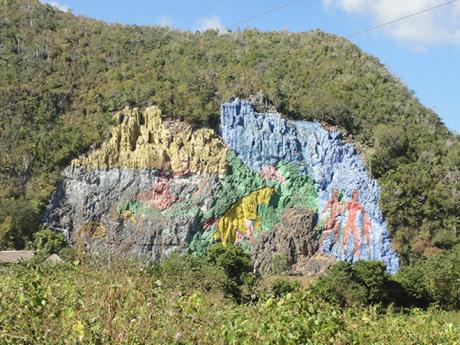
[155,253,228,296]
[206,244,253,284]
[269,253,290,275]
[1,258,458,344]
[58,247,79,262]
[313,248,460,310]
[432,228,459,250]
[0,200,41,250]
[311,261,394,307]
[30,228,66,257]
[393,262,430,308]
[206,243,256,301]
[394,244,460,310]
[271,278,301,298]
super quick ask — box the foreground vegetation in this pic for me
[1,244,459,344]
[0,0,458,263]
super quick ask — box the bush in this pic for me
[30,228,66,257]
[57,247,79,262]
[370,124,409,178]
[311,261,394,307]
[206,244,256,302]
[313,248,460,310]
[271,278,301,298]
[394,244,460,310]
[155,253,228,296]
[269,253,290,275]
[206,244,253,284]
[0,200,41,250]
[432,228,459,250]
[1,257,458,344]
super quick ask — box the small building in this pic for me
[0,250,35,263]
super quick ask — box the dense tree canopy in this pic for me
[0,0,458,263]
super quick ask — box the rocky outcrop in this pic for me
[252,208,317,273]
[73,106,227,175]
[293,252,337,276]
[189,152,319,256]
[45,101,399,273]
[46,106,228,260]
[44,167,220,260]
[221,100,399,273]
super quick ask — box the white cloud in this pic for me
[158,16,172,28]
[324,0,460,47]
[39,0,70,12]
[196,15,226,32]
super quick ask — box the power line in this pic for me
[348,0,459,38]
[227,0,304,29]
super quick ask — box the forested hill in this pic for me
[0,0,458,263]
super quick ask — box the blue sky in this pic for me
[42,0,460,133]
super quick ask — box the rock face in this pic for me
[45,167,220,260]
[252,208,317,273]
[73,106,227,174]
[189,151,319,258]
[220,100,399,273]
[293,252,337,276]
[45,101,399,273]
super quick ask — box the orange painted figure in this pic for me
[342,190,371,255]
[319,189,343,247]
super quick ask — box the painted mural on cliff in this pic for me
[44,101,399,273]
[220,100,399,273]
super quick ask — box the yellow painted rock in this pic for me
[72,106,227,174]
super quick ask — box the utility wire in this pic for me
[227,0,304,29]
[348,0,459,38]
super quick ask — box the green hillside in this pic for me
[0,0,458,263]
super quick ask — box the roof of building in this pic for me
[0,250,35,263]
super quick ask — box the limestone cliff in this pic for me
[220,100,399,273]
[45,101,399,274]
[73,106,227,175]
[45,168,220,261]
[252,208,318,273]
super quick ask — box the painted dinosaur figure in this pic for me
[214,187,277,244]
[342,190,371,255]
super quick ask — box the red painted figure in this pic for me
[260,165,286,184]
[342,190,371,255]
[138,171,178,211]
[319,189,343,247]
